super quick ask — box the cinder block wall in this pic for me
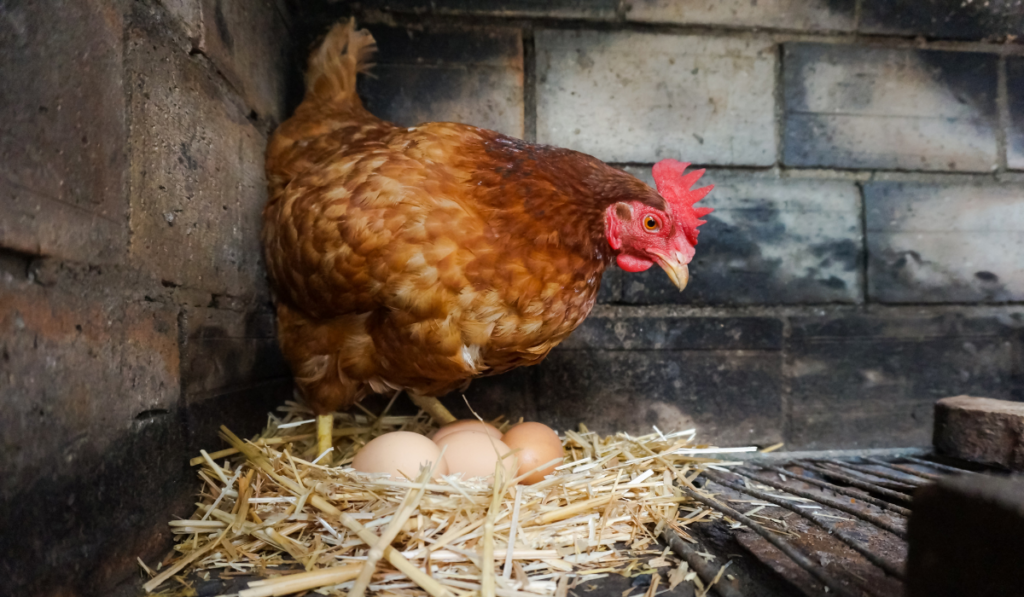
[295,0,1024,448]
[0,1,293,595]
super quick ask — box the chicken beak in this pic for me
[655,254,690,291]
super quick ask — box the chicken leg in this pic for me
[316,413,334,462]
[410,395,456,425]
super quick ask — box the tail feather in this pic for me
[305,20,376,108]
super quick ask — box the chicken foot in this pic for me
[410,395,456,425]
[316,413,334,463]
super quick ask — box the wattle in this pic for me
[616,253,654,272]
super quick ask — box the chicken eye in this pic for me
[643,215,660,232]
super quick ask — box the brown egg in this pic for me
[435,431,516,482]
[431,419,503,443]
[352,431,449,480]
[501,422,564,485]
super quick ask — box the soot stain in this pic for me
[213,0,234,51]
[810,238,861,272]
[871,248,1011,302]
[0,390,289,597]
[623,210,857,306]
[365,24,519,66]
[915,49,999,124]
[1008,58,1024,160]
[861,0,1024,41]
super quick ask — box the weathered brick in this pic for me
[180,306,290,403]
[529,349,784,445]
[626,0,856,31]
[537,31,777,165]
[1008,57,1024,171]
[0,407,193,597]
[0,268,181,499]
[789,400,936,449]
[126,21,270,299]
[865,182,1024,303]
[861,0,1024,41]
[196,0,291,123]
[0,0,128,263]
[352,0,617,19]
[0,261,186,595]
[359,26,525,139]
[907,475,1024,597]
[786,312,1016,449]
[561,312,784,351]
[620,168,862,305]
[933,395,1024,470]
[783,43,999,172]
[459,314,784,437]
[544,350,782,444]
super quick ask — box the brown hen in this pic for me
[263,21,713,456]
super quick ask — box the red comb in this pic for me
[652,159,714,246]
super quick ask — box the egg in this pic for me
[434,431,516,481]
[352,431,449,480]
[501,422,564,485]
[431,419,503,443]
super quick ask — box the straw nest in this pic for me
[141,399,767,597]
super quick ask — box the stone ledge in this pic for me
[934,395,1024,470]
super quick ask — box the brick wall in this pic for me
[0,1,293,595]
[296,0,1024,448]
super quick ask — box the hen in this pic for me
[263,21,714,456]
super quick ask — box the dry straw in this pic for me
[143,401,762,597]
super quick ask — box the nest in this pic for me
[141,400,767,597]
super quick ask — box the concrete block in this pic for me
[537,30,777,165]
[196,0,291,123]
[1008,57,1024,171]
[596,266,622,303]
[789,399,936,450]
[865,182,1024,303]
[0,405,192,597]
[181,306,290,402]
[0,261,286,596]
[862,0,1024,41]
[0,264,185,597]
[0,269,181,500]
[934,395,1024,470]
[126,22,270,299]
[626,0,856,31]
[359,26,525,139]
[561,313,784,351]
[621,168,862,305]
[907,475,1024,597]
[353,0,618,19]
[0,0,128,263]
[531,349,784,445]
[783,43,999,172]
[785,313,1015,449]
